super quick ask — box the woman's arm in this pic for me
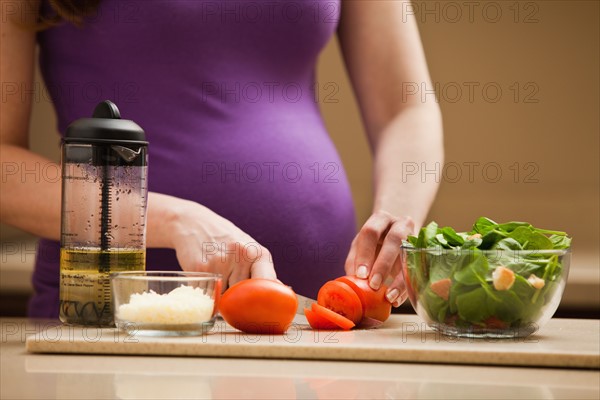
[0,1,275,286]
[338,1,444,305]
[0,0,61,239]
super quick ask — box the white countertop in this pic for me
[2,318,599,399]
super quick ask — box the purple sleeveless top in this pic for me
[31,0,356,318]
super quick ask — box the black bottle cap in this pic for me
[64,100,147,145]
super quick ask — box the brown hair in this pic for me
[39,0,102,29]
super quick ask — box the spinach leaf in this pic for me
[439,227,464,247]
[448,282,473,314]
[525,232,554,250]
[486,291,524,323]
[531,255,562,304]
[472,217,498,235]
[520,284,546,320]
[416,221,438,248]
[506,262,543,277]
[507,226,533,245]
[405,236,418,247]
[480,229,508,249]
[421,287,447,323]
[461,236,483,249]
[456,287,490,323]
[429,254,454,282]
[542,255,562,282]
[423,221,439,247]
[508,226,553,250]
[511,275,536,301]
[535,228,568,236]
[492,238,523,251]
[431,233,449,248]
[497,221,531,233]
[550,234,572,249]
[437,304,449,324]
[409,217,570,251]
[453,251,488,285]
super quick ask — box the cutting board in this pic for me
[26,315,599,369]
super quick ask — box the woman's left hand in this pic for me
[344,211,415,307]
[338,1,443,307]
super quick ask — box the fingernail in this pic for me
[386,288,399,303]
[356,265,369,279]
[395,292,408,307]
[369,273,382,290]
[400,292,408,304]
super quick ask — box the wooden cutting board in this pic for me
[26,315,599,369]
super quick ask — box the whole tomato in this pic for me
[219,279,298,334]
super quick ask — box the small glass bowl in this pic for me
[111,271,222,336]
[400,247,570,338]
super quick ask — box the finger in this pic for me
[382,257,408,306]
[369,217,414,282]
[344,235,359,275]
[369,218,413,288]
[398,215,416,237]
[386,267,408,307]
[368,221,407,290]
[248,244,277,281]
[354,212,394,279]
[226,242,253,287]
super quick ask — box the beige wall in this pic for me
[3,0,599,257]
[319,0,599,253]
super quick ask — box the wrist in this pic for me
[146,192,193,249]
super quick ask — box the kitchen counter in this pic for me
[2,318,599,399]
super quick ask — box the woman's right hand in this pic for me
[147,193,276,289]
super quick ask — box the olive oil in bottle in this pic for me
[59,248,145,326]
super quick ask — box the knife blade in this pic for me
[296,294,316,315]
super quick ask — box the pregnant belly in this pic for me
[146,118,357,297]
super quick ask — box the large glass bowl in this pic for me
[111,271,222,336]
[401,247,570,338]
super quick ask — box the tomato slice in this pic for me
[304,308,340,330]
[484,316,508,330]
[317,281,363,324]
[311,303,355,330]
[335,276,392,322]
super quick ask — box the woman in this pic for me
[1,0,443,318]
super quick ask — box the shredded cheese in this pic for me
[117,285,214,325]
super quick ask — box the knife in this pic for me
[296,294,384,329]
[296,294,317,315]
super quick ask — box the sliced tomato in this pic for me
[219,279,298,334]
[304,307,340,330]
[484,316,508,330]
[317,280,363,324]
[311,303,355,330]
[335,276,392,322]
